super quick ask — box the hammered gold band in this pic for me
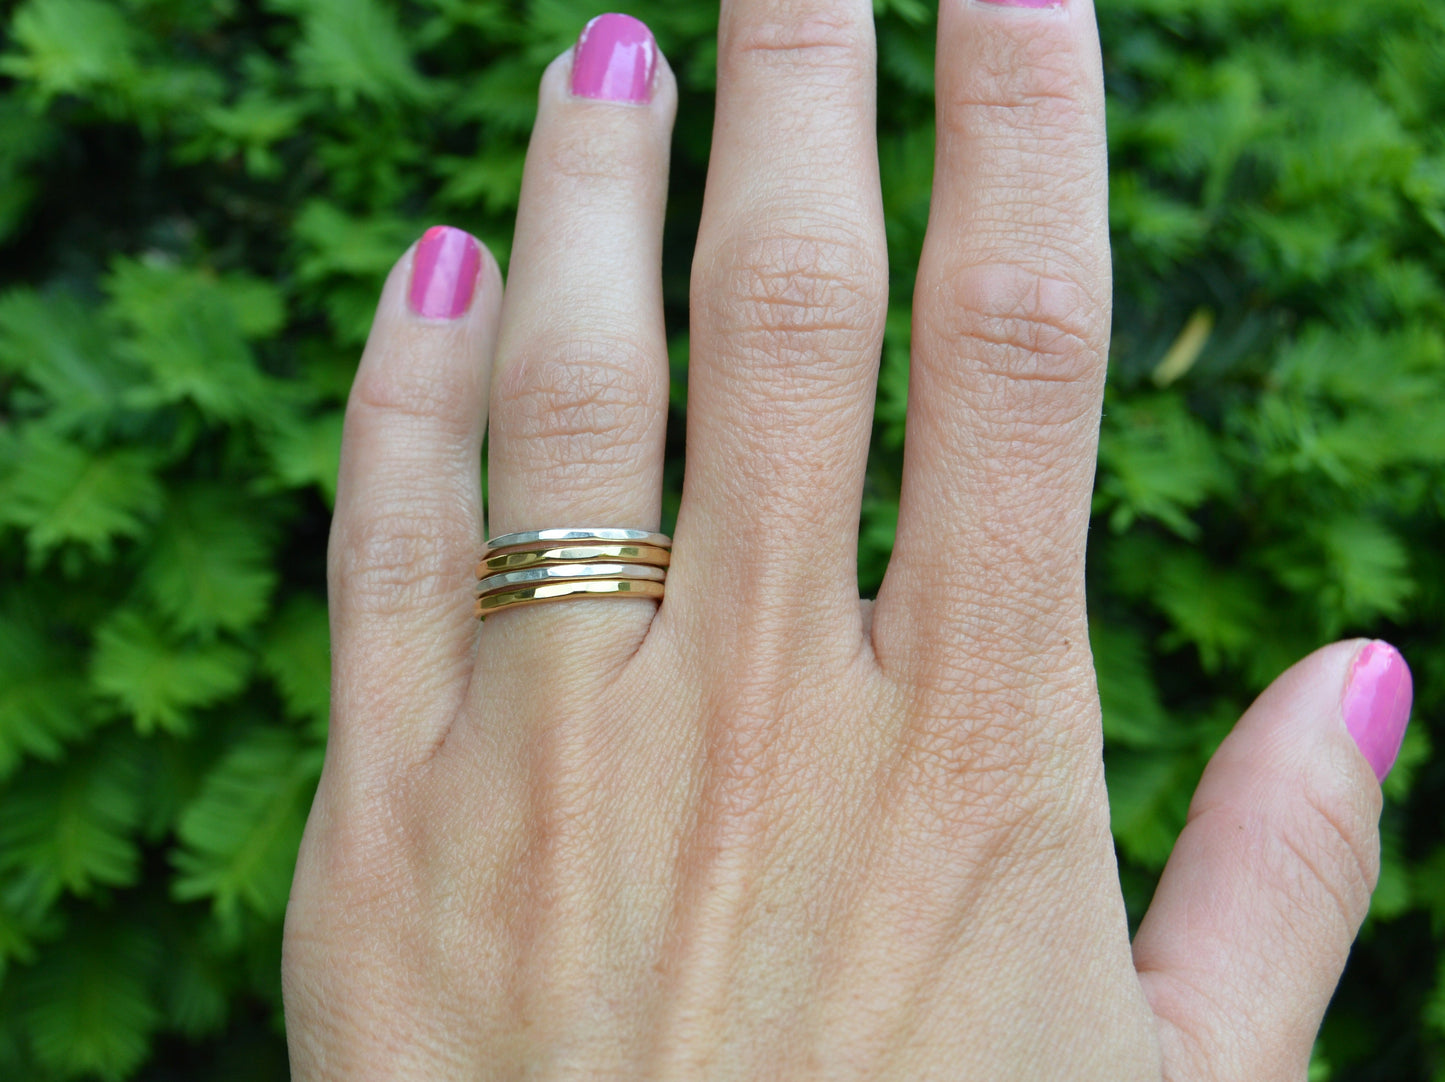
[476,543,671,576]
[475,578,666,617]
[475,529,671,619]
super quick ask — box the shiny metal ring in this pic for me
[476,562,667,597]
[475,578,666,618]
[477,543,671,576]
[483,528,671,554]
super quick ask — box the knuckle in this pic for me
[540,119,659,189]
[722,3,869,69]
[491,335,665,479]
[350,339,478,435]
[925,261,1106,387]
[330,506,467,615]
[939,33,1098,149]
[698,219,886,374]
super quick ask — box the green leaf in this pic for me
[1095,392,1232,539]
[435,146,527,213]
[139,485,280,636]
[185,91,306,178]
[0,424,163,564]
[1149,550,1273,674]
[1265,515,1415,635]
[0,0,138,103]
[293,200,421,281]
[260,407,345,506]
[260,596,331,731]
[449,58,542,133]
[0,891,49,983]
[874,0,932,30]
[1109,173,1210,266]
[0,290,143,436]
[106,257,286,422]
[1370,826,1412,923]
[0,740,146,917]
[1091,620,1174,749]
[874,306,912,450]
[16,918,161,1081]
[171,728,323,932]
[0,602,95,780]
[155,913,233,1038]
[90,610,252,735]
[289,0,436,107]
[1105,746,1199,868]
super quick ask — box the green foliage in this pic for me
[0,738,146,918]
[90,611,253,736]
[0,0,1440,1079]
[171,729,323,937]
[18,919,162,1081]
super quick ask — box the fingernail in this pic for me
[408,226,481,320]
[1343,641,1413,783]
[571,13,658,104]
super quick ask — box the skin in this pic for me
[283,1,1387,1078]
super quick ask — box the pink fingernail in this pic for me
[1343,641,1413,783]
[408,226,481,320]
[571,13,657,104]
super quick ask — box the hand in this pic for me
[282,3,1413,1078]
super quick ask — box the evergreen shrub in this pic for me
[0,0,1440,1078]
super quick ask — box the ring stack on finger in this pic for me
[474,529,671,618]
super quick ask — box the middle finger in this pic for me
[672,0,887,643]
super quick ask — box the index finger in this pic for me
[875,0,1111,696]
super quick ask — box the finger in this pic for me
[674,0,887,638]
[485,15,676,644]
[1134,640,1413,1080]
[874,0,1110,682]
[328,227,501,761]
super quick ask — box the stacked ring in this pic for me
[475,529,671,618]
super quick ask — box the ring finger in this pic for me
[485,14,678,649]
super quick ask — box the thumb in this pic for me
[1132,639,1412,1081]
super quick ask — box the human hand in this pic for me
[282,3,1413,1079]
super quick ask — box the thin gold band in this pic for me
[475,578,666,618]
[476,543,671,576]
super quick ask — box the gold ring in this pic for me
[476,543,671,575]
[475,528,672,619]
[475,578,666,618]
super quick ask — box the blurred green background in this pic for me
[0,0,1441,1077]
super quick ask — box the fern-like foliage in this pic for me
[0,602,95,780]
[171,728,324,936]
[138,485,280,637]
[0,738,145,919]
[0,425,162,565]
[90,611,252,735]
[15,918,161,1081]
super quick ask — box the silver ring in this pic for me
[483,528,671,554]
[475,562,668,597]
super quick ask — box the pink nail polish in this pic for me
[1343,641,1413,783]
[408,226,481,320]
[571,13,657,104]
